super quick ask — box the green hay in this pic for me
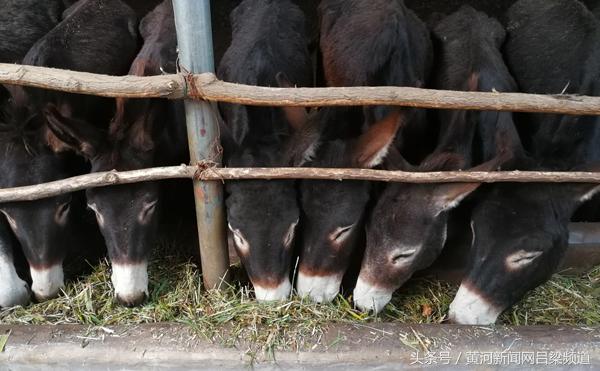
[0,331,9,352]
[1,246,599,352]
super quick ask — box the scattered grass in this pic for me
[500,269,600,326]
[0,331,9,352]
[1,244,599,352]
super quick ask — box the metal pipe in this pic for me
[172,0,229,289]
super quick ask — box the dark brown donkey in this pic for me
[354,6,521,313]
[295,0,433,303]
[0,0,139,304]
[218,0,314,301]
[45,0,188,306]
[0,0,73,308]
[448,0,600,324]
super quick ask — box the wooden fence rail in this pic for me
[1,63,600,202]
[1,63,600,115]
[2,165,600,203]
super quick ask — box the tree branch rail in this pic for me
[1,166,600,202]
[1,64,600,202]
[0,63,599,115]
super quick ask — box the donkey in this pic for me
[0,0,69,64]
[218,0,313,301]
[0,0,71,307]
[44,0,188,307]
[294,0,431,303]
[121,0,164,18]
[0,86,106,304]
[448,0,600,324]
[0,0,139,303]
[0,216,29,307]
[293,108,403,303]
[353,6,522,313]
[318,0,433,163]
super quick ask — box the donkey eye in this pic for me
[330,224,355,244]
[391,248,417,264]
[283,220,299,248]
[506,250,543,270]
[57,202,70,215]
[138,200,158,224]
[55,201,71,225]
[229,223,250,255]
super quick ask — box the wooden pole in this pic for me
[1,166,600,203]
[172,0,229,290]
[0,63,183,98]
[0,64,600,115]
[188,74,600,115]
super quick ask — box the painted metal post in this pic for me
[172,0,229,289]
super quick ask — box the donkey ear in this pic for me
[433,182,482,213]
[283,108,323,167]
[352,110,404,168]
[432,153,505,213]
[572,184,600,204]
[282,106,309,131]
[420,152,468,171]
[276,72,308,130]
[44,104,103,158]
[128,118,155,152]
[111,98,157,152]
[491,111,525,165]
[567,162,600,203]
[384,146,414,171]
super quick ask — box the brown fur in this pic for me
[352,111,404,167]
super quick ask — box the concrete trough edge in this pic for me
[0,323,599,370]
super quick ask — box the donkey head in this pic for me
[44,98,169,306]
[222,74,315,301]
[0,215,30,308]
[449,170,600,325]
[296,110,404,303]
[225,141,304,301]
[0,88,85,302]
[354,151,503,313]
[353,105,518,313]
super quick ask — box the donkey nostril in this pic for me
[33,290,59,303]
[115,292,147,307]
